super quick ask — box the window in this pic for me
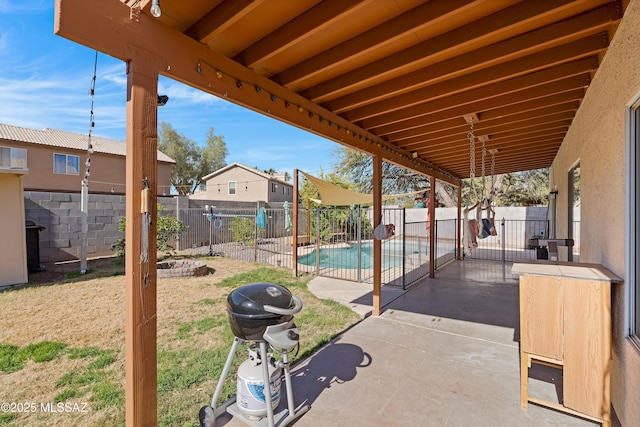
[0,146,27,169]
[629,98,640,345]
[568,163,580,262]
[271,183,277,193]
[228,181,236,195]
[54,153,79,175]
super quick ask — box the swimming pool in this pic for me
[297,241,434,269]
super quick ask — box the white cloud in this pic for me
[159,78,224,105]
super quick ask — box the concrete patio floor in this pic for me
[218,260,601,426]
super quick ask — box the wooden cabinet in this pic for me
[513,262,621,427]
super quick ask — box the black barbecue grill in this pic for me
[202,282,309,427]
[226,282,299,341]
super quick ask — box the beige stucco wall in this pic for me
[198,167,293,202]
[0,141,172,194]
[0,172,27,286]
[549,0,640,424]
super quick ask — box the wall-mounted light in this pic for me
[150,0,161,18]
[158,94,169,106]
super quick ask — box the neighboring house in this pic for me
[0,148,28,286]
[191,162,293,203]
[0,124,175,194]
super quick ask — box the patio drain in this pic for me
[157,260,208,278]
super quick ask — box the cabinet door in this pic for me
[519,274,563,360]
[563,278,611,419]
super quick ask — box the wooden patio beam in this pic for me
[398,113,575,148]
[375,89,584,137]
[322,3,620,110]
[391,103,579,143]
[402,121,572,153]
[54,0,460,187]
[234,0,367,68]
[185,0,262,44]
[357,64,593,129]
[274,0,474,88]
[445,144,563,164]
[297,0,585,101]
[362,74,588,133]
[346,36,606,122]
[422,133,567,161]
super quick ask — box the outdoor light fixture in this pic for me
[150,0,161,18]
[157,95,169,106]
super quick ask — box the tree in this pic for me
[333,146,452,207]
[259,168,291,182]
[158,122,228,195]
[332,146,550,207]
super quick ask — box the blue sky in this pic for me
[0,1,340,177]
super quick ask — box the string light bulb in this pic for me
[150,0,161,18]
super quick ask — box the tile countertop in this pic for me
[511,260,623,284]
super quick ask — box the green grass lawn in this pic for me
[0,260,361,426]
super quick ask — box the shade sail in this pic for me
[300,171,415,206]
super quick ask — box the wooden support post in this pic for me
[429,176,436,278]
[457,185,462,260]
[125,56,159,427]
[372,155,382,316]
[292,169,298,277]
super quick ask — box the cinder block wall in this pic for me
[24,192,126,263]
[23,193,284,264]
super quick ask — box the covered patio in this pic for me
[221,260,598,426]
[52,0,639,425]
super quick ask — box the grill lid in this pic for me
[227,282,294,319]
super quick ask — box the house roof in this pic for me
[203,162,293,186]
[0,123,175,163]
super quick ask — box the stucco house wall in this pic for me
[549,1,640,424]
[0,172,28,286]
[0,124,174,195]
[191,162,293,203]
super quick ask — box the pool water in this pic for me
[297,241,429,269]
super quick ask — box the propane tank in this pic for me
[236,349,282,418]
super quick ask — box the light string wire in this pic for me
[83,51,98,186]
[195,59,457,182]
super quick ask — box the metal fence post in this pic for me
[254,207,258,262]
[434,219,439,271]
[402,208,406,290]
[357,206,362,283]
[501,217,506,263]
[315,208,320,275]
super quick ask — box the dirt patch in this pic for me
[1,257,256,348]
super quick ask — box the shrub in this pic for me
[230,217,255,246]
[112,204,188,257]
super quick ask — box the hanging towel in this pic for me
[283,201,292,232]
[256,208,267,229]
